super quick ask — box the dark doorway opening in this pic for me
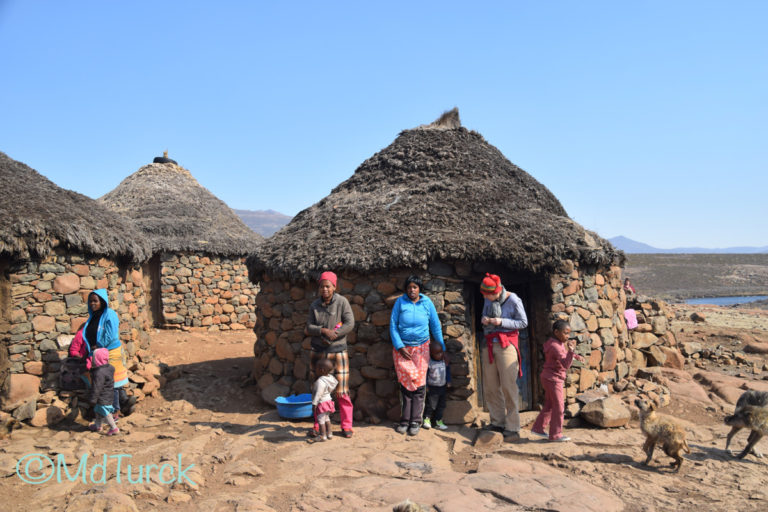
[469,267,548,413]
[143,254,163,327]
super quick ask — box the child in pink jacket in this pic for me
[531,320,585,442]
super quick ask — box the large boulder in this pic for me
[580,395,630,428]
[2,374,40,411]
[660,347,685,369]
[30,406,66,427]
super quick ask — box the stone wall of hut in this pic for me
[253,265,478,425]
[253,258,630,425]
[157,253,257,330]
[0,250,151,422]
[547,260,630,406]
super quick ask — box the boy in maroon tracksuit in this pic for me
[531,320,585,442]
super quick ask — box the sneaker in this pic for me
[327,431,334,439]
[396,424,409,434]
[531,430,548,439]
[88,423,100,432]
[549,436,571,443]
[503,430,521,442]
[435,420,448,431]
[408,423,420,436]
[341,429,353,438]
[106,427,119,436]
[422,418,432,430]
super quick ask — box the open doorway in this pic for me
[470,271,548,413]
[143,254,163,327]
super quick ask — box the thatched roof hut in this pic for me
[100,160,263,256]
[248,109,621,280]
[247,110,629,422]
[0,151,150,262]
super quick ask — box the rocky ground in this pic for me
[2,305,768,512]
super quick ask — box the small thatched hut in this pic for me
[248,110,628,425]
[0,151,153,423]
[100,158,263,330]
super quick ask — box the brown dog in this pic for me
[635,398,690,472]
[725,404,768,459]
[724,390,768,457]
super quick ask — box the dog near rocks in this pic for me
[724,390,768,457]
[635,398,690,472]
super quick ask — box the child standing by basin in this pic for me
[311,358,338,441]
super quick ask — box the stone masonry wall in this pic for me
[1,250,151,422]
[253,264,477,425]
[158,253,257,331]
[547,260,629,408]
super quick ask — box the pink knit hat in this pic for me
[318,271,337,287]
[92,348,109,367]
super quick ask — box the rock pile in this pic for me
[567,295,681,425]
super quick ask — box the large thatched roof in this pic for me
[248,109,621,280]
[100,160,263,256]
[0,151,151,261]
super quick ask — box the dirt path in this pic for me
[2,313,768,511]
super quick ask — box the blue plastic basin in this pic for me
[275,393,313,419]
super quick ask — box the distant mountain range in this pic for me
[234,209,292,238]
[609,236,768,254]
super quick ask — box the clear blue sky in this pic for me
[1,1,766,249]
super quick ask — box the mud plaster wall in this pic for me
[253,265,477,425]
[158,253,257,331]
[1,250,151,406]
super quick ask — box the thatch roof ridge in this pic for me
[248,111,620,280]
[100,162,263,256]
[0,151,151,261]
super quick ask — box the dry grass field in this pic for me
[623,253,768,300]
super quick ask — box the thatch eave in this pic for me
[0,152,152,262]
[100,162,263,257]
[246,110,622,282]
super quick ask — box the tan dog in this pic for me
[635,398,690,472]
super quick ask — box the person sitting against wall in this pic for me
[82,289,136,418]
[623,278,636,296]
[305,271,356,438]
[389,275,446,437]
[479,273,528,442]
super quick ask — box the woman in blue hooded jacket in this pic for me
[82,289,134,416]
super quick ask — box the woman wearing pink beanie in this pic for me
[305,271,356,438]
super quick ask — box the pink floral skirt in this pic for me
[393,342,430,391]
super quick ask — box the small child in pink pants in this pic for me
[531,320,584,442]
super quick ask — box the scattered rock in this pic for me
[66,492,139,512]
[580,395,631,428]
[473,430,503,449]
